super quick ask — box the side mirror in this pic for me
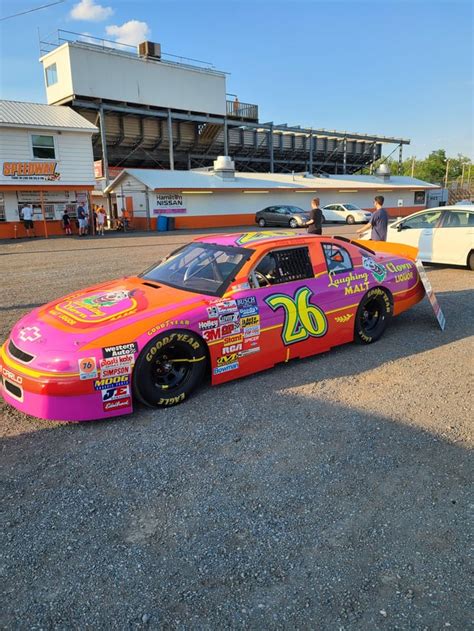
[397,223,404,232]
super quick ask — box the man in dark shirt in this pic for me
[357,195,388,241]
[306,197,323,235]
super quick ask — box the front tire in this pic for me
[354,288,392,344]
[467,250,474,270]
[133,330,207,407]
[346,215,355,225]
[289,218,298,228]
[258,218,266,227]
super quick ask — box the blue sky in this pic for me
[0,0,472,159]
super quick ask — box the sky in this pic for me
[0,0,472,160]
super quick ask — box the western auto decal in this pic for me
[102,342,138,359]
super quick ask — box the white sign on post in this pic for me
[415,260,446,330]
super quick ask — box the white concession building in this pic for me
[105,157,439,230]
[0,100,97,237]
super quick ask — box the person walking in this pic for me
[96,206,106,236]
[62,209,72,235]
[306,197,323,235]
[77,204,87,236]
[21,204,35,238]
[356,195,388,241]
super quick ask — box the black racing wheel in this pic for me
[133,330,207,407]
[354,288,392,344]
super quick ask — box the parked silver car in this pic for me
[255,205,309,228]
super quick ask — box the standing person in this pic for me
[356,195,388,241]
[306,197,323,235]
[233,96,240,116]
[77,204,87,236]
[96,206,106,236]
[21,204,35,238]
[62,209,72,235]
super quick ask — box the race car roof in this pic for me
[195,230,314,248]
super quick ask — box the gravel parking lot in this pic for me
[1,228,472,630]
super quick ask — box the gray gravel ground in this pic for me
[1,228,473,630]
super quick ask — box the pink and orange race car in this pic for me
[1,231,424,422]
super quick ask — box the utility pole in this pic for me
[411,156,416,178]
[444,159,450,189]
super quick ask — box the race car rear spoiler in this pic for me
[334,235,418,261]
[353,239,419,261]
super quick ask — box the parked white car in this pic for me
[322,203,372,224]
[362,205,474,269]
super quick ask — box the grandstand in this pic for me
[39,31,409,180]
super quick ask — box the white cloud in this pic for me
[106,20,151,46]
[70,0,113,22]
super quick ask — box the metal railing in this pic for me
[226,100,259,121]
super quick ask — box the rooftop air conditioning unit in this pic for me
[375,163,391,181]
[213,156,235,180]
[138,41,162,60]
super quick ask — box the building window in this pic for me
[0,193,5,221]
[32,135,56,159]
[414,191,426,205]
[45,63,58,86]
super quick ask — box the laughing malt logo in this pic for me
[52,289,146,327]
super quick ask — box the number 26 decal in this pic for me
[265,287,327,346]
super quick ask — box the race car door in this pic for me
[215,244,331,383]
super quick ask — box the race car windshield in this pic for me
[141,243,251,296]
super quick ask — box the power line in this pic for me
[0,0,66,22]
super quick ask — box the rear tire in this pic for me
[354,288,392,344]
[346,215,355,225]
[258,218,266,228]
[467,250,474,270]
[289,218,298,228]
[133,330,207,407]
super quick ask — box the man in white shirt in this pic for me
[21,204,35,238]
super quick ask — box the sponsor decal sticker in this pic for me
[99,355,134,378]
[213,362,239,375]
[103,397,132,412]
[236,296,257,308]
[328,270,369,295]
[18,326,41,342]
[199,319,219,331]
[202,324,240,342]
[238,305,259,318]
[334,313,354,324]
[240,315,260,328]
[147,320,190,336]
[243,325,260,339]
[221,334,243,346]
[78,357,98,380]
[219,312,240,325]
[94,375,130,390]
[222,343,242,354]
[362,256,387,283]
[102,342,138,358]
[239,347,260,357]
[101,385,131,402]
[217,353,240,366]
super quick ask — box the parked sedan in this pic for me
[255,205,309,228]
[322,203,372,224]
[363,205,474,269]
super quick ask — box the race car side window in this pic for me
[321,243,353,274]
[250,247,314,287]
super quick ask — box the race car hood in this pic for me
[8,276,208,362]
